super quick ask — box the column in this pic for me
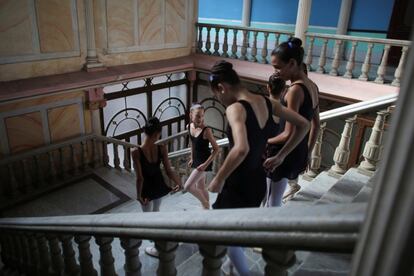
[242,0,252,27]
[336,0,353,35]
[84,0,104,71]
[294,0,312,44]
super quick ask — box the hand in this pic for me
[208,176,224,193]
[196,163,208,171]
[263,154,285,172]
[138,196,149,205]
[171,184,182,193]
[188,159,193,168]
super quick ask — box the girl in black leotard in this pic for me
[131,117,182,257]
[207,60,310,276]
[264,37,321,207]
[184,103,219,209]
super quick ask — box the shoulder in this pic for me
[226,101,245,114]
[286,84,305,100]
[131,147,141,159]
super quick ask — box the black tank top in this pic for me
[267,82,315,181]
[133,146,171,200]
[189,126,212,171]
[213,96,276,209]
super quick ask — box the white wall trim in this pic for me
[28,0,40,54]
[198,17,242,24]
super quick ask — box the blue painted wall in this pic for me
[250,0,298,24]
[199,0,395,32]
[309,0,341,27]
[349,0,395,31]
[198,0,243,20]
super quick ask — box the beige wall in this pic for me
[0,91,92,157]
[0,0,196,81]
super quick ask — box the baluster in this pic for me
[197,26,203,53]
[251,31,258,62]
[261,32,269,64]
[96,237,117,276]
[222,28,229,57]
[13,234,25,272]
[198,244,226,276]
[262,249,296,276]
[359,110,390,172]
[22,159,32,193]
[46,234,64,275]
[329,39,343,76]
[330,117,356,175]
[59,147,67,179]
[231,29,238,58]
[81,140,89,170]
[103,141,110,167]
[213,27,220,56]
[205,26,212,55]
[27,233,41,275]
[391,46,408,86]
[317,38,328,73]
[240,30,248,60]
[6,233,19,270]
[60,235,80,276]
[120,238,142,276]
[306,122,326,178]
[0,233,12,269]
[20,233,32,274]
[113,143,121,170]
[305,36,315,71]
[74,235,98,276]
[34,155,45,187]
[123,145,131,171]
[155,241,178,276]
[374,44,391,83]
[93,138,101,168]
[70,144,80,175]
[274,33,280,49]
[7,163,19,196]
[36,233,52,276]
[358,43,374,81]
[47,151,58,182]
[343,41,358,78]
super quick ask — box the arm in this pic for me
[131,150,148,205]
[208,103,248,192]
[264,99,310,171]
[307,106,320,155]
[187,124,193,167]
[161,145,182,191]
[267,85,304,145]
[197,128,220,171]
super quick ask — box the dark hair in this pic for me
[144,117,162,135]
[268,74,286,97]
[271,37,304,65]
[209,60,240,90]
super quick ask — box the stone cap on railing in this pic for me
[196,22,295,36]
[306,32,411,47]
[0,202,365,252]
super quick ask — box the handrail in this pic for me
[156,130,188,145]
[196,22,295,36]
[0,203,365,251]
[306,32,411,47]
[320,93,398,122]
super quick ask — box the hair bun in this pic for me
[288,37,302,47]
[212,60,233,73]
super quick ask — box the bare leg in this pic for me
[196,173,209,209]
[184,169,209,208]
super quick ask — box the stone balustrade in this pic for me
[196,23,411,86]
[0,203,364,276]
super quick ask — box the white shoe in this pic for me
[145,246,159,258]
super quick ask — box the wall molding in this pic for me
[0,97,85,155]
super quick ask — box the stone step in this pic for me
[316,168,371,204]
[290,171,340,203]
[292,252,351,276]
